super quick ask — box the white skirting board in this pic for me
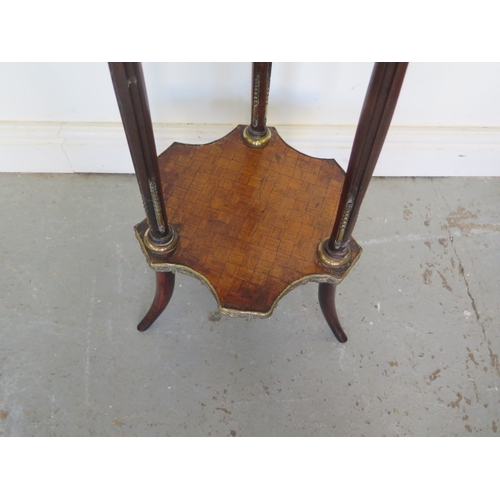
[1,121,499,176]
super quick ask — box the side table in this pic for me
[109,62,407,342]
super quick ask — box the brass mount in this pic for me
[317,238,352,269]
[144,225,179,255]
[242,125,272,148]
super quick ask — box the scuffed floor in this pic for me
[1,174,499,436]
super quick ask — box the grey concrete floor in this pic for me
[1,174,499,436]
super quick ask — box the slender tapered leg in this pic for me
[138,272,176,331]
[109,62,178,253]
[110,63,179,332]
[243,62,272,148]
[317,63,408,342]
[318,283,347,343]
[322,62,408,264]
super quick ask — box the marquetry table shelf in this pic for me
[134,125,361,317]
[109,62,407,342]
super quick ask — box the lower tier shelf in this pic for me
[136,125,361,317]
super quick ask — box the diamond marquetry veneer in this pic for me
[135,125,361,316]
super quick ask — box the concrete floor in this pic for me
[1,174,499,436]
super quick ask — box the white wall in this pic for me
[1,62,500,175]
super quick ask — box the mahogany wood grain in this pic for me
[318,283,347,343]
[138,271,176,331]
[248,62,272,137]
[109,62,171,243]
[328,62,408,256]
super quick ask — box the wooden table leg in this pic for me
[319,62,408,341]
[110,63,180,330]
[327,62,408,259]
[243,62,272,148]
[138,272,176,331]
[318,283,347,343]
[108,62,178,252]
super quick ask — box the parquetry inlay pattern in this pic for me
[139,125,361,314]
